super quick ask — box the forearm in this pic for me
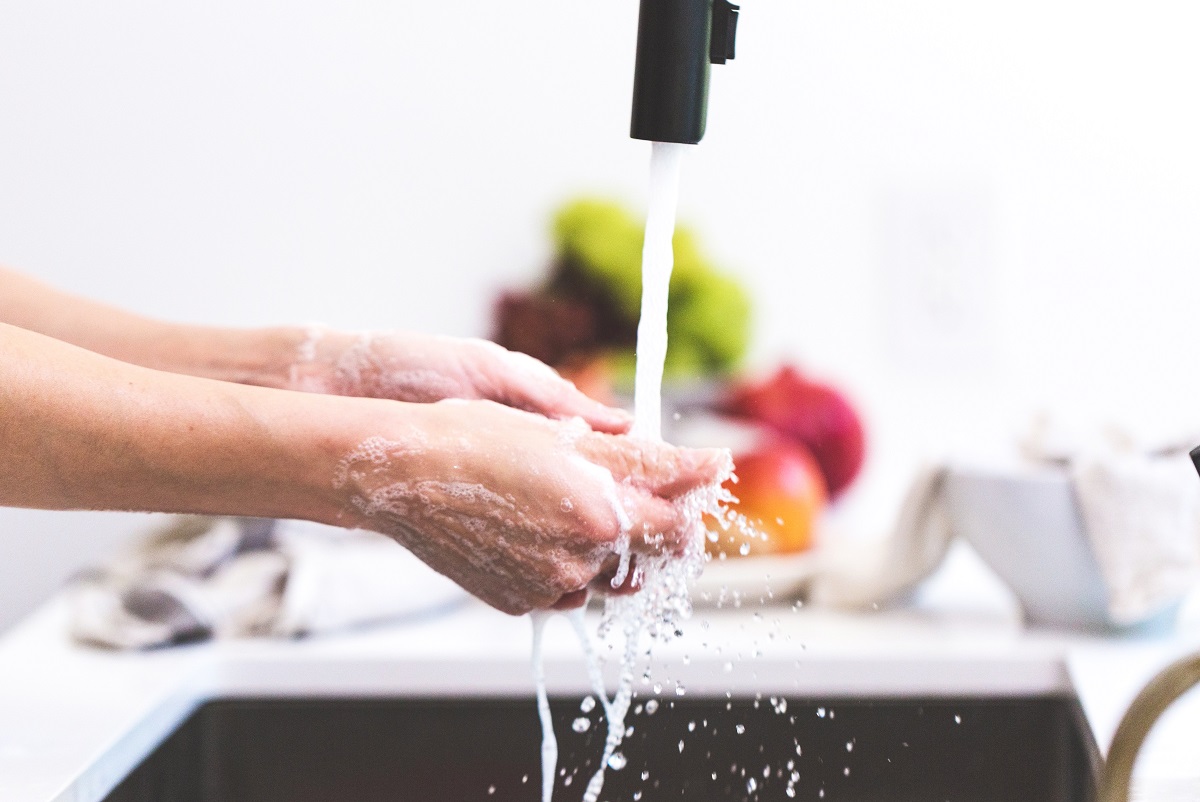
[0,321,362,522]
[0,265,304,387]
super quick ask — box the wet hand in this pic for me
[335,400,728,615]
[289,329,631,434]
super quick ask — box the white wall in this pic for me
[2,1,1200,630]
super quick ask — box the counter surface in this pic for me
[2,548,1199,802]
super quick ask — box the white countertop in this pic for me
[3,545,1200,802]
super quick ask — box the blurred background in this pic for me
[2,0,1200,631]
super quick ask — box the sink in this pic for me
[102,695,1098,802]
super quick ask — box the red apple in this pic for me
[708,438,827,558]
[720,365,865,498]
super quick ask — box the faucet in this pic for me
[1098,651,1200,801]
[630,0,740,144]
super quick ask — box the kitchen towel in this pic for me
[1023,419,1200,626]
[70,517,468,649]
[802,465,955,610]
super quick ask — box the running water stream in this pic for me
[532,142,708,802]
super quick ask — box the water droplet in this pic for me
[641,771,650,781]
[572,717,591,733]
[487,785,496,795]
[846,740,854,752]
[675,685,686,696]
[786,788,796,798]
[688,720,696,732]
[723,661,734,672]
[746,777,758,793]
[652,682,663,694]
[954,714,962,724]
[560,497,574,512]
[678,739,685,753]
[816,707,826,718]
[579,695,596,713]
[736,724,746,734]
[633,793,643,801]
[739,542,751,556]
[644,699,659,715]
[521,774,528,783]
[844,767,851,776]
[608,752,627,771]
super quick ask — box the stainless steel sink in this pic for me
[102,695,1098,802]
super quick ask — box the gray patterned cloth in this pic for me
[70,516,467,649]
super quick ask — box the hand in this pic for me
[334,400,729,615]
[288,329,631,434]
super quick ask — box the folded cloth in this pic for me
[70,517,467,649]
[802,466,955,610]
[1023,419,1200,626]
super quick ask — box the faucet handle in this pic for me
[710,0,739,64]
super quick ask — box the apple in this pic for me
[708,438,827,558]
[720,364,865,498]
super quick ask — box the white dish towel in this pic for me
[70,517,467,649]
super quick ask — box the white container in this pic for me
[945,466,1177,632]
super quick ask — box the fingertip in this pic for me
[685,447,734,484]
[587,404,634,435]
[623,495,686,555]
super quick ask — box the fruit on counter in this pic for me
[719,364,865,498]
[492,198,752,382]
[708,438,827,558]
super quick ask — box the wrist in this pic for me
[151,324,313,389]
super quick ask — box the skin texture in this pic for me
[0,267,724,613]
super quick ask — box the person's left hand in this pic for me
[287,329,631,434]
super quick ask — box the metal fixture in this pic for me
[1098,652,1200,801]
[630,0,739,144]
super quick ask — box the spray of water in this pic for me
[531,142,736,802]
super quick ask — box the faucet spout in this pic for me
[630,0,739,145]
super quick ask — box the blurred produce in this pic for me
[719,364,865,499]
[492,198,752,385]
[708,436,827,558]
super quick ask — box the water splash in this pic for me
[528,141,734,802]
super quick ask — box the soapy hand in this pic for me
[335,400,728,615]
[288,328,631,434]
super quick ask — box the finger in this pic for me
[589,554,642,596]
[550,588,591,611]
[620,491,688,556]
[578,435,730,498]
[516,372,633,435]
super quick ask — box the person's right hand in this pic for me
[334,399,730,615]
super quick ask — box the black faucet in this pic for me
[630,0,739,145]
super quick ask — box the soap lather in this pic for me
[630,0,739,145]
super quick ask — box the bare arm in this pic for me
[0,266,629,431]
[0,265,303,388]
[0,320,345,518]
[0,321,725,614]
